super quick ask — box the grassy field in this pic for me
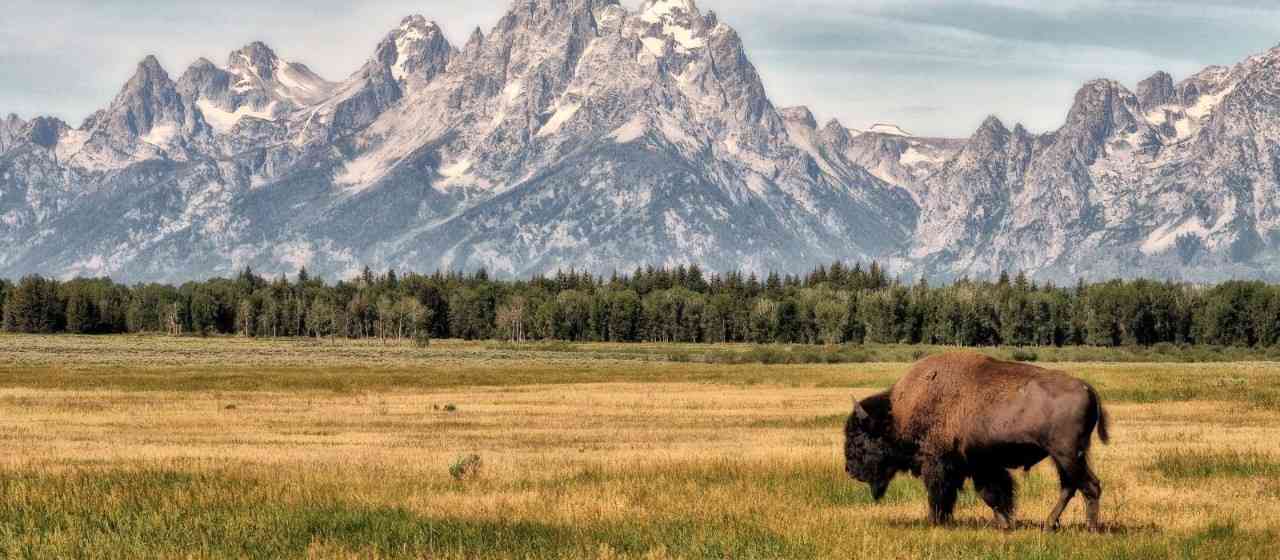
[1,335,1278,558]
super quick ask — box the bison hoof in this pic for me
[1042,522,1061,533]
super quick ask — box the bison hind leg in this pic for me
[974,468,1016,530]
[1079,467,1103,532]
[1045,486,1077,532]
[1046,452,1104,532]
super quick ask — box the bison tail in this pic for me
[1087,384,1111,445]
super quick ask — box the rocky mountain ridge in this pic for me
[2,0,1279,282]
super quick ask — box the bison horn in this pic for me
[854,402,869,422]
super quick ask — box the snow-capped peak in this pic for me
[388,16,448,83]
[641,0,699,22]
[228,42,280,81]
[639,0,707,52]
[223,42,335,107]
[779,106,817,129]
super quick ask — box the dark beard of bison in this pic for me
[844,395,914,502]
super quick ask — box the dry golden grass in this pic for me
[0,334,1277,558]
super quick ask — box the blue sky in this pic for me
[3,0,1280,137]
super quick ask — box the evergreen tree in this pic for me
[2,275,62,333]
[814,297,850,345]
[0,261,1272,351]
[64,289,95,334]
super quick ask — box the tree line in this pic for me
[2,263,1280,348]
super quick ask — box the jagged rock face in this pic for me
[1137,71,1176,113]
[176,41,337,144]
[5,0,1280,282]
[91,56,188,139]
[777,108,960,205]
[0,0,915,281]
[298,16,457,144]
[836,128,962,203]
[911,46,1280,281]
[912,117,1033,270]
[377,16,454,86]
[25,117,72,149]
[226,42,335,107]
[54,56,201,169]
[0,114,27,154]
[322,0,915,276]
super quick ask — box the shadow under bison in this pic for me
[844,352,1110,531]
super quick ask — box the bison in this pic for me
[843,352,1110,531]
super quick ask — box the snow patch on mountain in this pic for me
[502,80,523,103]
[438,157,489,189]
[274,64,332,103]
[900,146,938,167]
[1142,219,1210,255]
[54,130,90,160]
[538,101,582,137]
[140,123,179,147]
[392,26,428,82]
[1187,85,1235,120]
[641,37,667,56]
[666,25,704,51]
[611,115,649,143]
[66,255,110,279]
[641,0,706,52]
[641,0,692,22]
[226,43,336,107]
[868,123,912,137]
[272,241,316,271]
[197,99,277,133]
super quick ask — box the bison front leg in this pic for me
[974,468,1016,530]
[921,458,963,526]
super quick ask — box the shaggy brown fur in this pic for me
[845,352,1110,531]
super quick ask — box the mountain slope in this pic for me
[911,46,1280,281]
[3,0,918,281]
[318,0,916,276]
[4,1,1280,282]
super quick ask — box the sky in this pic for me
[3,0,1280,138]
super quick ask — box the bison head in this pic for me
[844,394,902,502]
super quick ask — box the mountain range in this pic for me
[4,0,1280,283]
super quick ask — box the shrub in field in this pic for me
[749,346,789,365]
[1010,348,1039,362]
[1151,342,1179,355]
[450,454,483,481]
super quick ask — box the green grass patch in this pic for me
[1151,451,1280,479]
[747,414,847,430]
[0,468,813,560]
[0,463,1275,559]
